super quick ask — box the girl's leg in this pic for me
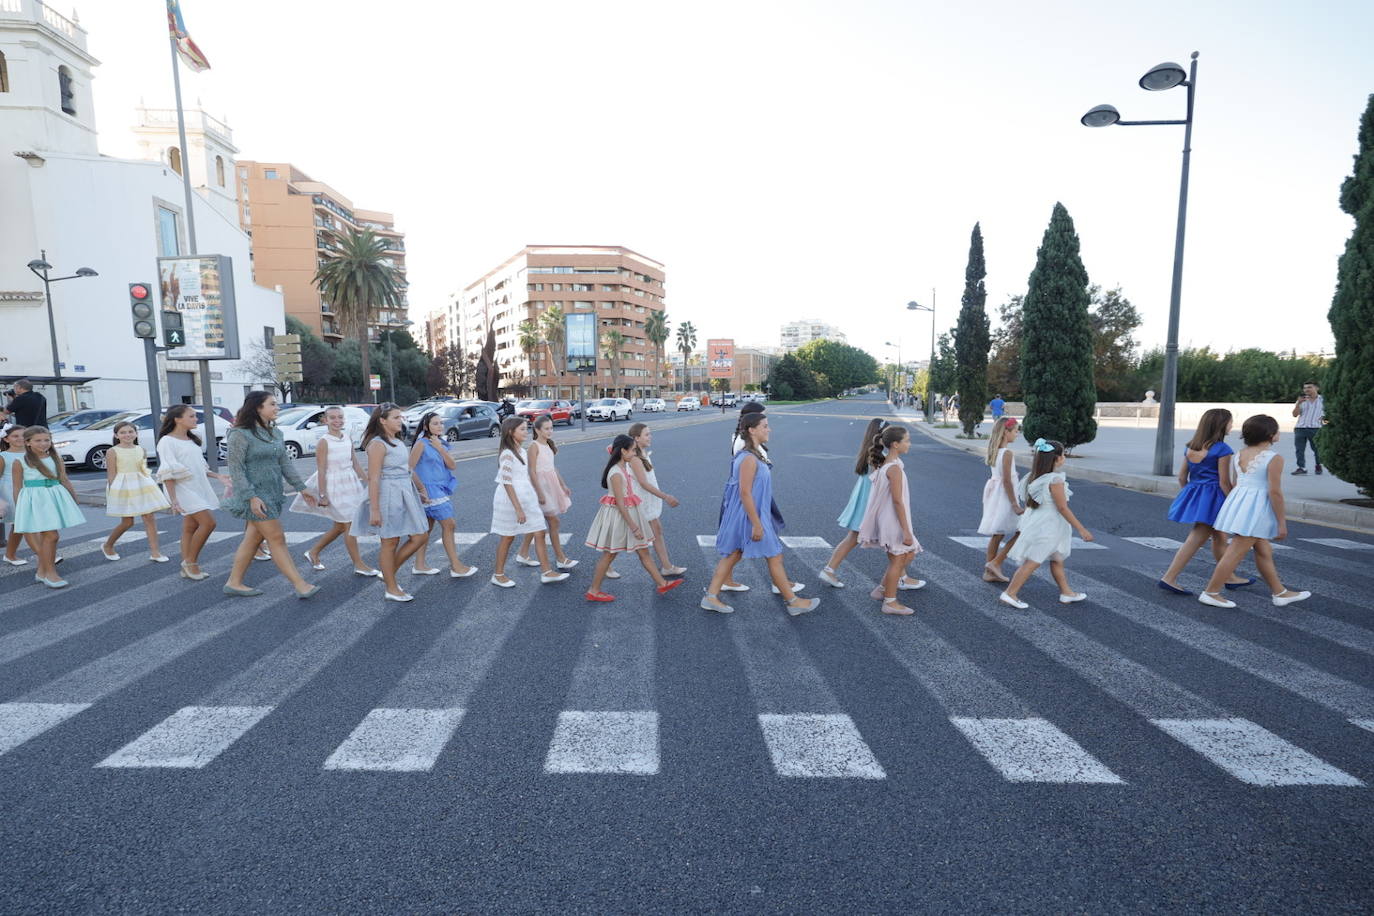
[516,532,535,563]
[395,533,428,573]
[493,536,514,581]
[634,547,668,587]
[413,518,440,572]
[1252,540,1288,595]
[707,550,743,597]
[307,522,345,566]
[1160,524,1211,586]
[184,511,216,569]
[343,531,374,574]
[1004,559,1041,600]
[532,533,553,575]
[439,518,469,572]
[225,524,262,589]
[766,556,811,609]
[103,516,134,553]
[6,529,25,560]
[824,530,859,573]
[1210,531,1250,585]
[992,531,1020,569]
[984,534,1003,566]
[650,519,681,573]
[882,552,905,599]
[378,536,401,594]
[1049,559,1075,596]
[983,534,1009,581]
[548,516,570,564]
[1204,537,1255,595]
[257,520,311,592]
[36,530,59,580]
[588,550,615,594]
[142,514,166,559]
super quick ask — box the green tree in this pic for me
[1323,93,1374,496]
[792,338,879,395]
[675,321,697,392]
[644,310,671,398]
[928,331,957,398]
[601,328,625,397]
[1089,285,1143,401]
[313,227,404,398]
[539,305,566,396]
[987,295,1024,399]
[954,222,991,435]
[766,352,821,401]
[1021,202,1097,448]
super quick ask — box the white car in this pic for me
[53,409,210,470]
[641,398,666,413]
[676,397,701,411]
[586,397,632,421]
[216,405,370,462]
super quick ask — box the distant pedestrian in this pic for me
[703,413,817,616]
[157,404,228,581]
[1200,415,1310,608]
[582,434,683,602]
[100,420,172,563]
[355,405,429,602]
[978,417,1023,583]
[5,379,47,429]
[489,416,567,588]
[1157,409,1252,595]
[293,406,377,578]
[411,410,476,578]
[516,415,576,573]
[999,439,1094,609]
[989,394,1006,421]
[10,425,83,588]
[858,425,925,615]
[1290,381,1324,475]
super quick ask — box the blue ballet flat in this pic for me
[1224,577,1257,590]
[1157,580,1193,596]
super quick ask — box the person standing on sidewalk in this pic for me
[1290,382,1324,475]
[4,380,47,429]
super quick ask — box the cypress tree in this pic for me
[955,223,990,436]
[1020,203,1098,448]
[1323,94,1374,497]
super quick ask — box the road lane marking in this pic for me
[97,706,273,769]
[757,714,886,779]
[1123,537,1185,550]
[324,708,467,772]
[780,536,831,549]
[1151,719,1363,786]
[1300,538,1373,551]
[948,535,1106,551]
[545,711,659,775]
[0,703,91,756]
[950,718,1124,784]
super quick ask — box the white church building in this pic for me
[0,0,286,413]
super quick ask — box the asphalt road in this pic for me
[2,395,1371,913]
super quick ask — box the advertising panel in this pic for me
[565,312,597,372]
[708,339,735,379]
[157,255,240,360]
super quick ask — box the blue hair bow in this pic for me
[1033,438,1056,453]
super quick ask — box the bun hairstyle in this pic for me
[158,404,202,445]
[110,420,139,446]
[984,416,1019,466]
[361,403,401,447]
[1024,439,1065,509]
[1186,408,1232,452]
[601,434,636,489]
[532,414,558,454]
[869,425,908,471]
[497,416,527,463]
[736,412,770,464]
[1241,414,1280,447]
[853,418,887,475]
[627,421,651,470]
[22,426,67,482]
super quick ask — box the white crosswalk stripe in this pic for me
[1152,719,1364,786]
[948,535,1107,551]
[1300,538,1373,551]
[950,718,1125,784]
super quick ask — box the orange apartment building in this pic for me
[234,161,407,343]
[437,245,671,399]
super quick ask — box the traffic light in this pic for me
[129,282,155,338]
[162,309,185,349]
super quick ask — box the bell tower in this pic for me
[132,103,241,224]
[0,0,100,156]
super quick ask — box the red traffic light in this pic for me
[130,283,151,300]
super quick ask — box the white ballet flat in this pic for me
[353,568,382,577]
[770,582,804,595]
[383,591,414,603]
[148,555,171,564]
[540,571,570,584]
[1271,590,1311,607]
[556,559,580,570]
[818,568,845,588]
[302,550,325,571]
[450,566,478,579]
[604,569,622,580]
[513,554,541,568]
[785,597,820,617]
[490,575,516,589]
[1198,592,1236,609]
[2,557,27,566]
[720,582,749,592]
[998,592,1028,610]
[1058,592,1087,604]
[898,577,926,591]
[411,566,441,576]
[100,548,120,561]
[700,594,734,614]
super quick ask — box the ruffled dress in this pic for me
[105,445,171,517]
[13,456,84,533]
[222,427,307,522]
[413,437,458,522]
[836,472,872,532]
[354,437,428,538]
[636,459,663,523]
[978,447,1021,536]
[291,431,365,523]
[530,442,571,517]
[1008,472,1072,564]
[716,449,784,559]
[858,457,921,556]
[1167,441,1233,525]
[156,435,220,515]
[490,448,546,536]
[1212,449,1279,540]
[584,464,652,552]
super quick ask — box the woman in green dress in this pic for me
[222,392,321,599]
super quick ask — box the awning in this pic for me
[0,376,101,386]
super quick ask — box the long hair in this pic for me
[532,414,558,454]
[3,426,24,452]
[733,402,766,454]
[601,434,635,489]
[853,418,887,475]
[498,416,526,464]
[736,412,769,464]
[1186,408,1232,452]
[1241,414,1279,447]
[417,411,442,440]
[627,421,651,471]
[361,404,400,447]
[22,426,67,482]
[1024,439,1064,509]
[158,404,202,446]
[110,420,138,447]
[984,416,1020,466]
[869,425,907,472]
[233,391,275,441]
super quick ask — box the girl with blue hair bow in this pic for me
[999,438,1094,609]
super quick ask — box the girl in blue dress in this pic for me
[1199,415,1310,609]
[409,411,476,578]
[1158,409,1253,595]
[702,413,818,616]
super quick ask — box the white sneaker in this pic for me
[540,571,570,584]
[898,577,926,591]
[1058,592,1087,604]
[998,592,1028,610]
[1272,590,1311,607]
[818,568,845,588]
[720,582,750,592]
[513,554,541,568]
[1198,591,1236,609]
[770,582,804,595]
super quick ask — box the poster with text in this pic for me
[157,254,240,360]
[565,312,597,372]
[708,339,735,379]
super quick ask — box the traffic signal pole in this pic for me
[143,338,162,442]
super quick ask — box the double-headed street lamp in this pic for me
[907,293,935,421]
[1082,53,1198,476]
[27,251,98,414]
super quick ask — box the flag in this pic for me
[166,0,211,72]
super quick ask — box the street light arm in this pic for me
[1114,119,1188,127]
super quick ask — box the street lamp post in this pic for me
[27,251,98,414]
[907,290,935,421]
[884,340,901,398]
[383,319,414,404]
[1082,52,1198,476]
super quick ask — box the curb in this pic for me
[900,410,1374,536]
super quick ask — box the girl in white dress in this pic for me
[156,405,230,581]
[1000,439,1094,609]
[1,425,37,566]
[1199,415,1310,609]
[516,415,577,571]
[101,421,172,563]
[978,417,1023,583]
[490,417,568,588]
[293,406,378,578]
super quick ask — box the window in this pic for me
[215,155,226,187]
[0,52,8,93]
[265,168,278,179]
[57,65,75,115]
[264,326,275,349]
[156,207,180,257]
[168,146,183,175]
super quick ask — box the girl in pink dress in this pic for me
[858,425,924,615]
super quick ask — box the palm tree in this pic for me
[601,328,625,398]
[517,319,543,395]
[539,304,566,397]
[644,310,670,399]
[675,320,697,393]
[313,227,403,400]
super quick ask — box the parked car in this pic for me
[46,408,130,432]
[53,409,210,471]
[711,392,739,408]
[641,398,666,413]
[422,402,502,441]
[740,392,768,404]
[676,396,701,412]
[516,399,575,426]
[586,397,633,421]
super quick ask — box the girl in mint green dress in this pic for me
[10,426,83,588]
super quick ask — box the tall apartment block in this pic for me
[435,245,670,399]
[780,318,847,351]
[235,161,406,342]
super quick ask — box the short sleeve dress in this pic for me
[1167,441,1234,526]
[156,435,220,515]
[221,426,308,522]
[584,464,652,552]
[490,448,547,536]
[977,447,1021,536]
[1008,472,1073,564]
[1212,449,1278,540]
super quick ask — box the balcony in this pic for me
[1,1,89,52]
[135,105,233,146]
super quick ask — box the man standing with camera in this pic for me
[2,379,47,430]
[1291,381,1324,475]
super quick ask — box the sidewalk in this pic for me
[901,410,1374,535]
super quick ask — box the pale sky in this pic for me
[81,0,1372,363]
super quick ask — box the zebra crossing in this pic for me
[0,525,1371,788]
